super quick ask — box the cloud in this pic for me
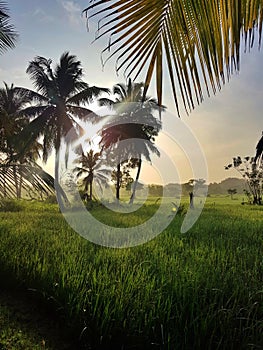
[59,0,84,28]
[32,8,54,23]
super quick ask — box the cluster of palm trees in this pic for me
[0,51,163,202]
[1,1,263,202]
[0,2,164,203]
[0,82,46,198]
[98,79,164,203]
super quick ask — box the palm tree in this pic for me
[74,148,110,201]
[99,79,163,202]
[17,52,109,205]
[84,1,263,112]
[0,82,36,198]
[0,1,17,54]
[0,82,55,199]
[0,83,33,155]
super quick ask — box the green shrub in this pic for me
[45,195,57,204]
[0,199,23,212]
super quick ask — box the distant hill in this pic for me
[208,177,246,195]
[128,177,247,198]
[163,177,246,196]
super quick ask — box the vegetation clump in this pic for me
[0,198,23,212]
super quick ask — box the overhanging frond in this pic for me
[0,1,17,54]
[67,86,109,105]
[0,163,55,200]
[84,0,263,112]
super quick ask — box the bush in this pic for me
[0,199,23,212]
[45,195,58,204]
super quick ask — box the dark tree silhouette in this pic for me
[17,52,109,205]
[254,131,263,163]
[99,79,164,202]
[0,82,43,198]
[227,188,237,200]
[74,148,110,201]
[225,156,263,205]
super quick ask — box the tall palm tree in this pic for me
[0,82,36,198]
[99,79,164,202]
[0,83,32,157]
[84,1,263,112]
[74,148,110,201]
[0,82,54,199]
[0,1,17,54]
[17,52,109,205]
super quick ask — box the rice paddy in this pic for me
[0,196,262,349]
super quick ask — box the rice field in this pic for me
[0,196,262,349]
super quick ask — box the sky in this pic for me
[1,0,263,184]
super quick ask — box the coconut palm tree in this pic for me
[74,148,110,201]
[0,1,17,54]
[0,82,54,199]
[17,52,109,205]
[84,1,263,112]
[0,83,32,158]
[99,79,164,202]
[0,82,36,198]
[0,84,43,157]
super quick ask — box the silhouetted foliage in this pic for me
[225,156,263,205]
[0,1,17,54]
[99,79,164,201]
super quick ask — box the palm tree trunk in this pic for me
[54,129,66,210]
[116,163,121,200]
[55,151,62,206]
[12,164,20,199]
[54,151,69,209]
[18,164,23,199]
[129,158,142,204]
[89,179,93,201]
[2,165,7,197]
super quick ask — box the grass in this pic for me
[0,291,67,350]
[0,197,262,349]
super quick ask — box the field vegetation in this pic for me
[0,196,262,349]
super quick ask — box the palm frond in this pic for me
[84,0,263,112]
[66,105,99,123]
[55,52,83,98]
[0,163,55,200]
[98,97,115,107]
[26,58,55,98]
[255,132,263,162]
[16,106,55,159]
[0,1,17,54]
[67,86,109,105]
[20,105,50,119]
[14,87,49,104]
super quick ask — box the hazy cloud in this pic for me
[59,0,84,28]
[32,8,54,22]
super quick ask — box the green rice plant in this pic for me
[0,199,262,349]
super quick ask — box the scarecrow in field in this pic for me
[189,191,194,209]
